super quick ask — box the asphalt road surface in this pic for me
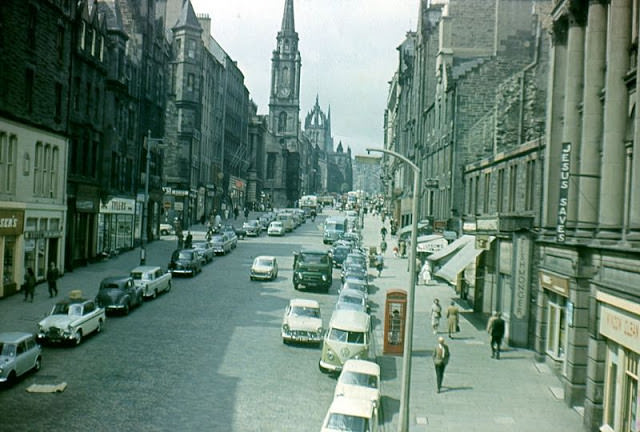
[0,215,348,431]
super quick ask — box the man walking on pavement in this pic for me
[46,262,59,297]
[490,312,506,359]
[432,336,450,393]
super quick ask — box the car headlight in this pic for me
[321,275,328,281]
[283,324,290,332]
[295,272,302,279]
[327,350,335,361]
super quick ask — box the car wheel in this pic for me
[124,303,130,315]
[96,319,104,333]
[6,371,16,385]
[161,229,168,235]
[34,356,42,372]
[294,283,299,291]
[152,289,158,299]
[73,330,83,346]
[166,281,172,293]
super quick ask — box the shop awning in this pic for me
[427,235,474,262]
[434,236,495,284]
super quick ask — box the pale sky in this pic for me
[189,0,420,157]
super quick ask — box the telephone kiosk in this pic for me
[383,289,407,355]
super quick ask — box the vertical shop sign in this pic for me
[513,234,531,319]
[556,142,571,242]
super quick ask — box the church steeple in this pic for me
[281,0,295,33]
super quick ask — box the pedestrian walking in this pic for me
[419,260,432,285]
[490,312,506,359]
[380,226,387,241]
[380,240,387,255]
[23,267,36,302]
[233,206,239,220]
[430,298,441,335]
[375,253,384,277]
[446,301,460,338]
[432,336,450,393]
[244,207,250,220]
[185,231,193,249]
[46,262,59,297]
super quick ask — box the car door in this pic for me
[15,341,29,377]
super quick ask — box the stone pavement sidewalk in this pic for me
[358,213,584,432]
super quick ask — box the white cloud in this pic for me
[189,0,419,156]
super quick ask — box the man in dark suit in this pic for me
[491,312,506,359]
[432,336,450,393]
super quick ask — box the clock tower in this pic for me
[268,0,301,148]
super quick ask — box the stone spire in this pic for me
[281,0,295,33]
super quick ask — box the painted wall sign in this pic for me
[513,235,531,320]
[600,304,640,354]
[556,142,571,242]
[0,209,24,235]
[539,271,569,297]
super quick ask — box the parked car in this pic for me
[210,234,233,255]
[221,224,245,240]
[168,249,203,276]
[130,266,172,299]
[95,276,144,315]
[0,332,42,385]
[159,223,175,236]
[340,279,369,302]
[267,221,285,236]
[335,288,369,314]
[333,359,381,406]
[281,298,323,344]
[330,244,352,268]
[219,226,239,247]
[37,293,105,346]
[243,219,262,237]
[250,256,279,281]
[320,396,379,432]
[192,241,215,263]
[341,263,369,284]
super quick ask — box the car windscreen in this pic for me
[328,328,367,344]
[130,272,143,280]
[291,306,319,318]
[52,303,70,314]
[325,222,344,231]
[299,253,329,265]
[0,343,16,357]
[326,413,368,432]
[340,371,378,389]
[255,258,273,266]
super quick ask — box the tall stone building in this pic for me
[0,0,71,295]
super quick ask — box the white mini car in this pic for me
[281,298,323,344]
[0,332,42,385]
[333,359,381,406]
[267,221,285,236]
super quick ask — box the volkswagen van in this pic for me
[319,309,370,374]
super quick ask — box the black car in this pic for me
[243,220,262,237]
[95,276,143,315]
[329,244,351,268]
[341,262,368,284]
[221,224,245,240]
[168,249,203,277]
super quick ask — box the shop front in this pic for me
[23,214,64,283]
[538,270,570,370]
[0,209,24,297]
[98,197,135,253]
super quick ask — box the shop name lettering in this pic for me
[556,143,571,243]
[606,313,640,339]
[0,216,18,228]
[514,239,529,319]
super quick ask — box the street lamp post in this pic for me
[366,147,421,432]
[141,130,162,265]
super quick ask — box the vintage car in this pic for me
[243,220,262,237]
[95,276,144,315]
[192,241,215,263]
[333,360,381,406]
[159,223,175,236]
[340,279,369,302]
[267,221,285,236]
[210,234,233,255]
[250,256,279,281]
[320,396,379,432]
[341,262,369,284]
[169,249,203,276]
[221,224,245,240]
[37,293,105,345]
[335,288,369,314]
[281,298,323,344]
[329,244,352,268]
[0,332,42,385]
[130,266,172,299]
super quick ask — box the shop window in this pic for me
[546,298,566,360]
[623,352,639,432]
[3,236,15,285]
